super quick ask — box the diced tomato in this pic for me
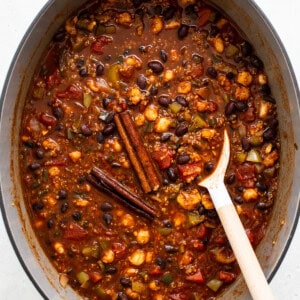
[56,84,82,100]
[235,163,255,182]
[63,222,88,240]
[186,270,205,283]
[39,113,57,127]
[219,271,236,283]
[198,223,208,239]
[245,228,255,245]
[46,69,61,89]
[112,242,126,258]
[152,146,175,170]
[198,8,212,27]
[149,266,164,275]
[191,64,204,78]
[89,272,103,283]
[178,162,202,183]
[91,36,112,54]
[191,239,206,251]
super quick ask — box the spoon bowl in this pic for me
[199,129,274,300]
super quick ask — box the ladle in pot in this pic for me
[198,129,274,300]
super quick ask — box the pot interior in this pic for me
[1,0,299,299]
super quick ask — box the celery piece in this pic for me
[225,44,239,58]
[76,271,90,285]
[169,102,182,114]
[190,114,207,131]
[105,25,116,34]
[160,273,174,286]
[188,212,205,227]
[107,64,120,88]
[32,87,45,99]
[249,135,263,146]
[206,278,223,292]
[235,152,247,163]
[83,93,92,108]
[82,245,100,259]
[157,227,172,236]
[246,149,262,163]
[94,286,112,300]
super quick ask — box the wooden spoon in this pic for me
[199,129,274,300]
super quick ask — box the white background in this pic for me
[0,1,299,299]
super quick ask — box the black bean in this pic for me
[104,111,115,124]
[241,40,253,57]
[269,119,279,129]
[204,161,214,173]
[206,66,218,78]
[77,174,86,184]
[150,85,158,95]
[106,266,117,274]
[53,29,65,42]
[241,137,251,151]
[225,174,236,185]
[132,0,143,8]
[175,124,188,137]
[72,211,82,221]
[225,101,236,116]
[162,220,173,228]
[35,149,44,159]
[259,84,271,95]
[28,162,41,171]
[81,124,92,136]
[178,24,189,40]
[185,4,196,16]
[58,189,68,200]
[138,45,147,53]
[47,219,54,229]
[117,292,128,300]
[164,244,178,253]
[192,53,203,64]
[250,55,264,69]
[100,202,113,212]
[226,72,235,80]
[166,167,178,182]
[162,178,169,185]
[263,127,276,141]
[177,154,190,165]
[234,196,244,204]
[96,131,105,143]
[175,95,188,107]
[160,50,168,63]
[256,201,272,210]
[55,123,64,131]
[52,106,64,120]
[137,74,147,90]
[148,60,164,74]
[198,203,205,215]
[32,202,44,211]
[102,97,111,109]
[158,95,171,108]
[102,123,116,136]
[103,213,113,225]
[61,202,69,213]
[163,6,176,20]
[96,63,105,76]
[120,277,132,288]
[76,59,85,69]
[235,101,248,112]
[209,25,220,37]
[263,95,276,104]
[79,68,88,77]
[152,5,163,15]
[155,257,167,269]
[256,182,268,192]
[161,132,172,142]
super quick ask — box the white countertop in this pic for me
[0,0,299,299]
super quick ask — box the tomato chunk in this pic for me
[178,162,202,183]
[152,146,175,170]
[91,36,112,54]
[63,222,88,240]
[236,162,255,182]
[186,270,205,283]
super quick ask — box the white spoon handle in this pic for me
[209,182,274,300]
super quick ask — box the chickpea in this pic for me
[102,249,115,264]
[134,113,145,126]
[236,71,253,87]
[243,188,259,202]
[177,81,192,94]
[235,86,250,101]
[49,166,60,177]
[121,213,135,227]
[134,229,150,244]
[258,73,268,85]
[201,193,214,210]
[154,117,172,133]
[128,249,145,266]
[149,280,161,291]
[144,104,158,121]
[163,70,175,82]
[151,16,164,34]
[263,150,279,167]
[54,242,65,254]
[128,87,144,105]
[116,12,133,27]
[213,37,224,53]
[69,150,82,163]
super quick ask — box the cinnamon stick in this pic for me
[89,167,156,219]
[115,111,161,193]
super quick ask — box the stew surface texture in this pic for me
[19,0,280,299]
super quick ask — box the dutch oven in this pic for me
[0,0,300,299]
